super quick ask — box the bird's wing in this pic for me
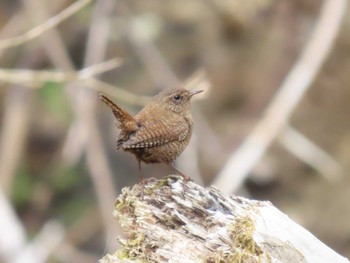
[122,119,190,149]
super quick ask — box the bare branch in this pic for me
[86,78,151,105]
[0,58,121,86]
[278,126,343,181]
[213,0,348,194]
[22,0,76,70]
[0,0,92,50]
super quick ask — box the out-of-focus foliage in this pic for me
[39,82,72,122]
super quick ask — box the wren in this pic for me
[100,88,203,182]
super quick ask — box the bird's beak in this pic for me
[189,89,204,97]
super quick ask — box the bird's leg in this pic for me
[138,159,145,199]
[138,159,144,182]
[170,164,191,182]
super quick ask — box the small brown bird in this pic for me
[100,87,203,182]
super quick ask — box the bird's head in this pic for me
[154,88,203,114]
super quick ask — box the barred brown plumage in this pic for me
[100,87,203,183]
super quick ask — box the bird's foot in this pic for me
[170,164,192,182]
[179,173,191,182]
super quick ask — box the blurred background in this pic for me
[0,0,349,262]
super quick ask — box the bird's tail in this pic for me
[100,94,138,132]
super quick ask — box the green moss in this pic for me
[143,176,171,196]
[114,192,137,230]
[231,216,262,254]
[228,216,270,263]
[112,179,175,262]
[114,186,151,261]
[117,233,147,262]
[115,190,129,210]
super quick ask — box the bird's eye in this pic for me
[173,94,182,102]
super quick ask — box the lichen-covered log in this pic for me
[100,176,349,263]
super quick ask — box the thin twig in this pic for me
[278,126,343,181]
[212,0,347,194]
[0,0,92,50]
[86,78,151,105]
[22,0,75,70]
[0,0,70,59]
[0,58,122,85]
